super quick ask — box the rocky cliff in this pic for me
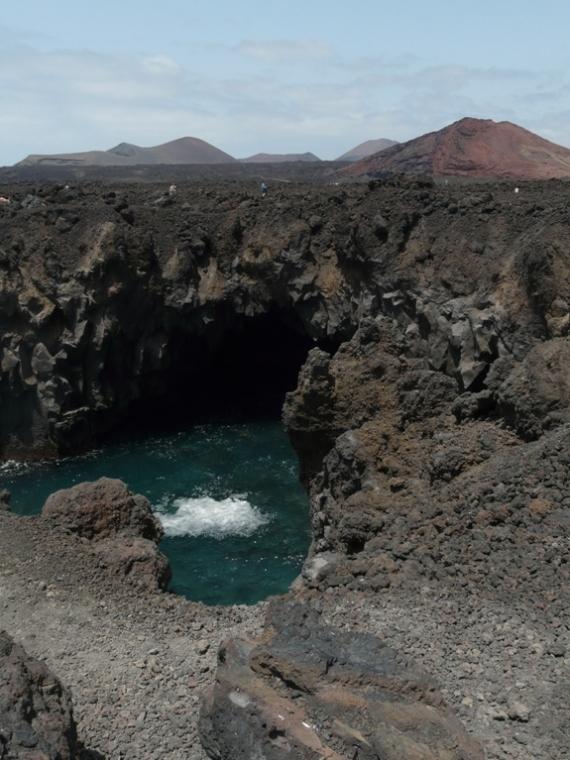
[1,177,569,757]
[1,177,567,459]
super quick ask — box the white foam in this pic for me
[0,459,32,474]
[158,495,269,539]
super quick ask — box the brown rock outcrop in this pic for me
[42,477,162,542]
[41,478,170,591]
[0,489,11,512]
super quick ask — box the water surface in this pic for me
[1,422,310,605]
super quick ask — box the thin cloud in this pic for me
[235,39,333,64]
[1,40,570,164]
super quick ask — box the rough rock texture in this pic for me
[1,177,568,459]
[41,478,170,591]
[343,117,570,179]
[200,600,484,759]
[42,477,162,542]
[2,178,570,758]
[284,313,570,604]
[0,631,77,759]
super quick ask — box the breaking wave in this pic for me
[157,495,269,539]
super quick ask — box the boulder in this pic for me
[200,601,484,760]
[42,477,162,542]
[42,478,170,591]
[0,631,78,759]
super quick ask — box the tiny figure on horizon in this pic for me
[260,181,268,197]
[169,183,177,197]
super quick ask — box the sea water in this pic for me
[1,422,310,605]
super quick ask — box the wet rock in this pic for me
[0,631,78,759]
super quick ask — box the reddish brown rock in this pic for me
[41,478,170,591]
[93,536,172,592]
[42,477,162,542]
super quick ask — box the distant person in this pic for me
[168,183,177,197]
[260,182,268,197]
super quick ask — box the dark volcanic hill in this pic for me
[17,136,236,167]
[343,118,570,179]
[240,152,321,163]
[336,137,397,162]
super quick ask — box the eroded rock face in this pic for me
[200,601,484,760]
[0,631,77,759]
[285,312,570,600]
[41,478,170,591]
[1,179,566,459]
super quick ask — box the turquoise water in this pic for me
[1,422,310,605]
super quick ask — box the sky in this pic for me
[2,0,570,164]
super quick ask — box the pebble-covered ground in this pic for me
[320,585,569,760]
[1,510,568,759]
[0,513,264,759]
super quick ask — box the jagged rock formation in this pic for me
[342,117,570,179]
[284,317,570,602]
[42,478,171,591]
[2,177,567,460]
[200,600,484,759]
[1,176,570,756]
[0,631,78,759]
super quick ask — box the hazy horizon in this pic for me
[2,0,570,165]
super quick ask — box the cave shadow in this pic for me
[106,307,319,444]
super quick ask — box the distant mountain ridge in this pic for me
[239,152,321,163]
[336,138,397,162]
[18,137,236,167]
[342,118,570,180]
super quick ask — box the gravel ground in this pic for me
[0,513,264,759]
[320,583,569,760]
[1,511,568,759]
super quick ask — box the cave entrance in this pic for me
[117,308,316,437]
